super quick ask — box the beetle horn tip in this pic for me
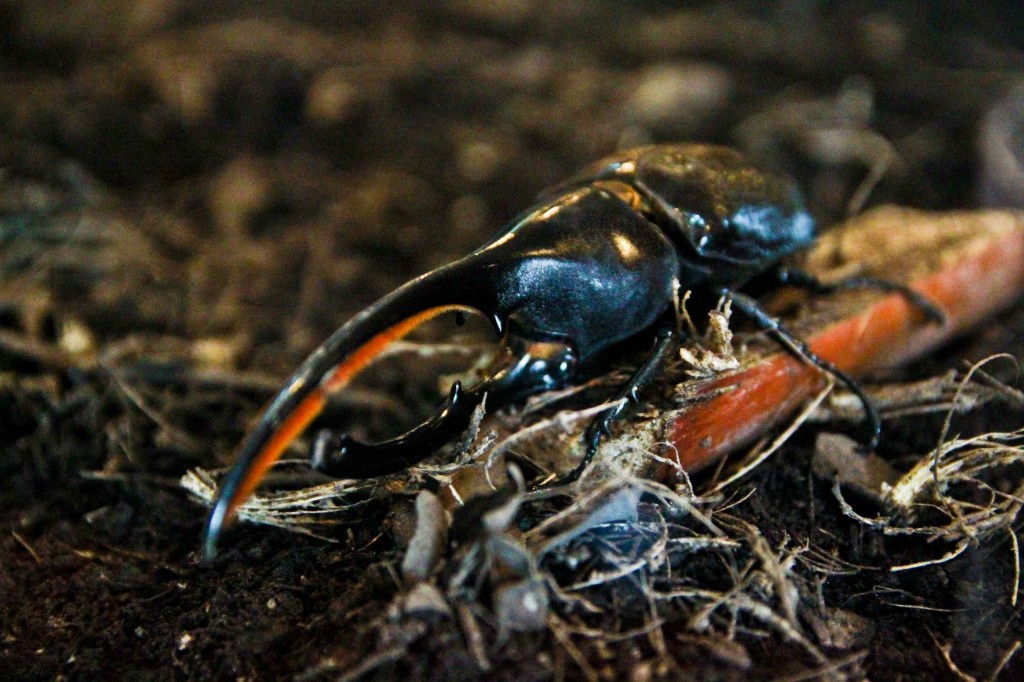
[202,498,231,560]
[203,535,219,561]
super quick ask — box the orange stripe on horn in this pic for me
[223,304,475,523]
[224,388,328,523]
[320,305,473,393]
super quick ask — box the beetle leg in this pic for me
[313,339,579,479]
[724,290,882,449]
[548,325,678,486]
[772,266,947,325]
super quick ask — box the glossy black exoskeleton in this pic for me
[204,144,943,557]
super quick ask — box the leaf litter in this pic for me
[182,307,1024,681]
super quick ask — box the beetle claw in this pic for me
[314,340,581,478]
[310,429,343,472]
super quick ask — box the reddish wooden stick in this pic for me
[662,206,1024,478]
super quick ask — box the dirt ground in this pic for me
[3,1,1024,680]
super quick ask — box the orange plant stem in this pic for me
[663,212,1024,478]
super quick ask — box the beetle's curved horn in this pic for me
[204,258,501,558]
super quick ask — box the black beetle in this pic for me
[203,144,943,557]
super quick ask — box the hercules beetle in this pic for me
[203,144,943,557]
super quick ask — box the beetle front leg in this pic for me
[771,266,946,325]
[550,325,678,486]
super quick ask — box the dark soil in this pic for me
[2,1,1024,680]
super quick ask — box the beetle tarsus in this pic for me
[773,266,947,326]
[725,290,882,450]
[552,326,679,486]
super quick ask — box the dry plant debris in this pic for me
[296,469,880,681]
[829,358,1024,574]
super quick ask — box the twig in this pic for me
[0,328,73,370]
[769,650,868,682]
[1009,528,1021,607]
[986,640,1022,682]
[104,364,203,451]
[295,643,407,682]
[707,380,834,494]
[12,530,41,564]
[933,633,978,682]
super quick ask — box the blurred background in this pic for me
[2,0,1023,359]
